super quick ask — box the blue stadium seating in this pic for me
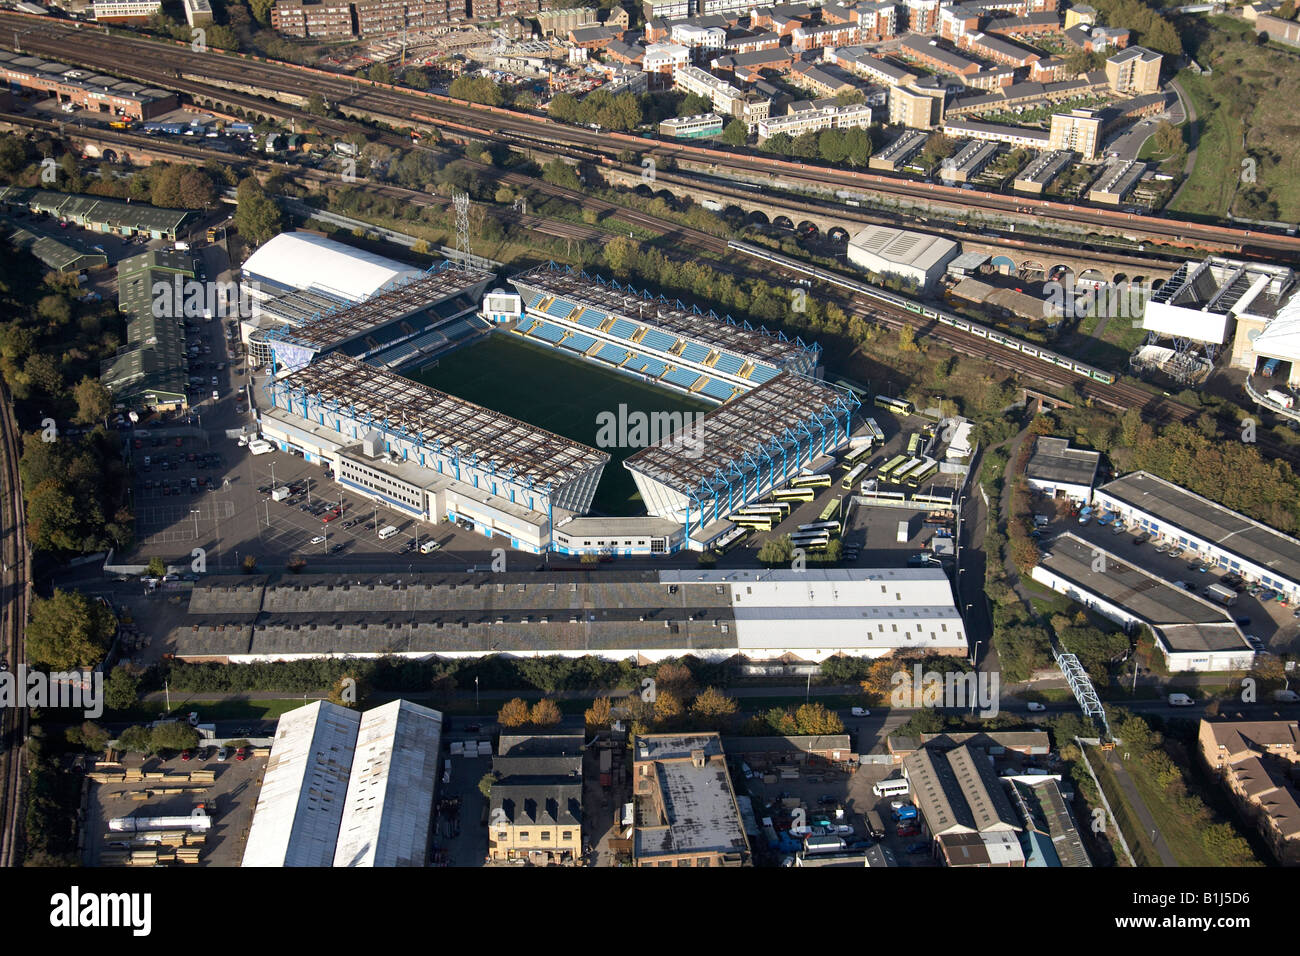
[563,333,597,353]
[526,292,545,310]
[576,310,605,329]
[700,378,735,401]
[608,318,638,340]
[408,329,448,351]
[639,358,667,377]
[713,353,744,375]
[595,343,627,364]
[680,342,710,364]
[374,341,418,366]
[544,299,576,320]
[750,364,779,384]
[663,368,698,389]
[531,322,566,344]
[640,329,677,352]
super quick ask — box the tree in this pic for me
[66,721,110,753]
[793,702,844,735]
[690,686,738,719]
[757,535,793,566]
[655,661,695,698]
[530,698,562,726]
[478,771,499,799]
[233,177,284,247]
[328,673,368,708]
[721,118,748,147]
[307,92,329,117]
[584,696,613,728]
[150,721,200,753]
[104,666,139,712]
[498,697,531,727]
[146,557,166,578]
[367,63,392,85]
[242,554,259,573]
[653,689,683,725]
[72,377,112,427]
[26,589,116,670]
[117,725,151,753]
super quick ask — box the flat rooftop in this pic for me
[1036,532,1248,653]
[1025,436,1100,488]
[1097,471,1300,587]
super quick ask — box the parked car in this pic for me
[217,747,228,762]
[235,747,248,761]
[850,706,870,716]
[310,535,326,545]
[1027,701,1046,712]
[180,749,193,761]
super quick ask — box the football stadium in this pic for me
[250,236,862,555]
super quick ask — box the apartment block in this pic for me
[1047,108,1101,160]
[889,82,946,128]
[1199,719,1300,865]
[271,0,355,37]
[1105,45,1162,95]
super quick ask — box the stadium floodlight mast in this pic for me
[453,191,473,273]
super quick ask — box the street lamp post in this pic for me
[191,509,200,538]
[970,637,981,667]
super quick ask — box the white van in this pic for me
[378,525,399,540]
[420,539,440,554]
[1167,693,1194,707]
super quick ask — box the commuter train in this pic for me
[727,240,1117,385]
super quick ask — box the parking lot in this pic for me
[735,759,936,867]
[84,747,267,868]
[1041,493,1300,656]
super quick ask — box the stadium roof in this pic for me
[273,353,608,491]
[624,373,857,499]
[510,262,818,368]
[243,232,424,303]
[242,701,361,867]
[267,259,493,351]
[332,700,444,868]
[1096,471,1300,588]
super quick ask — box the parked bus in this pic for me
[872,776,910,798]
[790,537,830,553]
[864,417,885,442]
[874,395,913,415]
[755,501,792,516]
[789,529,830,547]
[912,492,955,508]
[798,521,841,536]
[818,497,841,523]
[842,444,873,468]
[733,515,774,531]
[732,505,786,520]
[842,462,869,490]
[905,462,939,488]
[714,526,749,553]
[890,457,924,483]
[906,433,922,456]
[789,473,832,489]
[877,454,910,480]
[772,487,816,502]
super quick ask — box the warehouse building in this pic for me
[243,699,444,868]
[1093,470,1300,604]
[242,701,363,867]
[0,50,178,119]
[847,224,960,292]
[0,186,191,238]
[169,567,969,664]
[1023,436,1100,501]
[1030,531,1255,671]
[632,734,751,867]
[902,743,1025,866]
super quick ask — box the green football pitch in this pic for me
[415,332,710,516]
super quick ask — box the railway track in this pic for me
[0,383,29,869]
[6,13,1300,260]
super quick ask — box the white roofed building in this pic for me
[242,701,362,867]
[242,231,423,305]
[847,225,960,292]
[333,700,444,867]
